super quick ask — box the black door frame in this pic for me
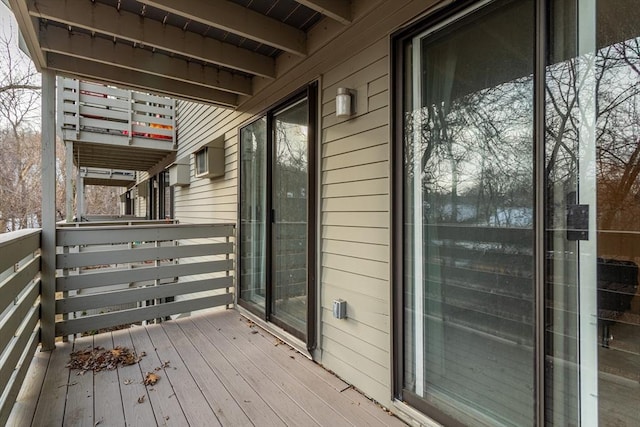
[237,82,318,351]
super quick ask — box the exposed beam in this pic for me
[80,168,136,181]
[60,129,175,152]
[7,0,45,68]
[82,178,133,187]
[296,0,351,25]
[143,0,307,56]
[70,153,172,172]
[46,53,239,107]
[28,0,275,78]
[39,25,251,96]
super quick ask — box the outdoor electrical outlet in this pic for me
[333,299,347,319]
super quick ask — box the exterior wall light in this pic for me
[336,87,354,118]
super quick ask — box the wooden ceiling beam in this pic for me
[7,0,46,68]
[46,53,239,107]
[39,25,251,96]
[143,0,307,56]
[296,0,351,25]
[28,0,274,78]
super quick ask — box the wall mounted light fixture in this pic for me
[336,87,354,118]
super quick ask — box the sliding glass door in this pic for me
[399,1,536,425]
[395,0,640,425]
[239,86,316,344]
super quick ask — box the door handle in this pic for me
[567,204,589,241]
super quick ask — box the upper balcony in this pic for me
[58,78,176,171]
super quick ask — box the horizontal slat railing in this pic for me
[58,78,176,146]
[55,223,235,337]
[0,229,41,427]
[57,218,178,227]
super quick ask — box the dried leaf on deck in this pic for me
[144,372,160,386]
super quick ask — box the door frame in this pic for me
[236,82,318,350]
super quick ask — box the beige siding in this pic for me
[172,0,442,408]
[174,101,245,224]
[318,38,392,405]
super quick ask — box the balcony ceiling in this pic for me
[8,0,352,107]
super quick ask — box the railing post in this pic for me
[127,91,133,144]
[77,168,85,220]
[171,99,177,149]
[73,79,80,139]
[65,140,74,222]
[41,69,57,350]
[226,232,230,309]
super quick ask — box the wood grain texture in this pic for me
[14,309,407,426]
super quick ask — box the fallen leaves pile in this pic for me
[67,346,144,373]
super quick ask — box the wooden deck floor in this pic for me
[9,309,405,427]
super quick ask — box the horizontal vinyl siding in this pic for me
[318,33,392,405]
[171,0,442,409]
[174,101,246,224]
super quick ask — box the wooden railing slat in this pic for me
[56,242,232,269]
[57,223,234,246]
[57,259,234,292]
[0,257,40,309]
[56,276,233,314]
[0,307,39,399]
[0,281,40,352]
[56,293,233,337]
[0,230,40,274]
[0,328,39,427]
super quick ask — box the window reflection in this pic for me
[546,1,640,425]
[402,1,535,425]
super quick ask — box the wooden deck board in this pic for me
[342,388,406,427]
[174,317,286,427]
[7,348,50,427]
[128,326,189,426]
[207,312,390,427]
[30,342,72,427]
[145,322,222,427]
[12,309,407,427]
[188,315,322,426]
[199,314,352,426]
[93,333,125,427]
[111,328,156,426]
[160,321,255,427]
[219,313,405,426]
[63,335,94,427]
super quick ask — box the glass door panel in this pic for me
[545,1,640,425]
[239,118,268,312]
[271,99,309,339]
[402,1,535,425]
